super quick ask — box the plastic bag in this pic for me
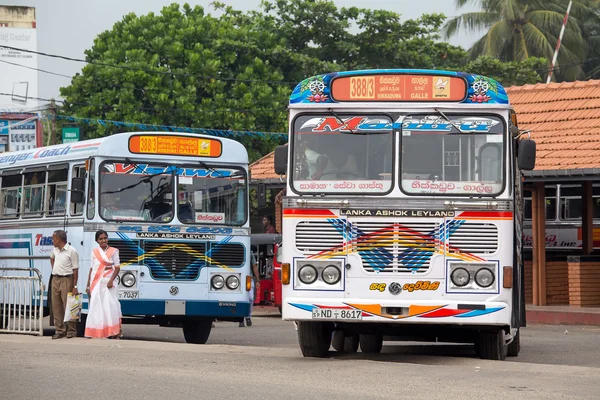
[64,293,82,322]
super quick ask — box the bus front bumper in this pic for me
[282,299,511,326]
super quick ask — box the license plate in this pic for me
[311,308,362,321]
[118,291,139,299]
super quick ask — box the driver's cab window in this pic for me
[71,165,86,216]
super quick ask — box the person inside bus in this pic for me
[303,135,360,180]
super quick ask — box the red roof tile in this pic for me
[249,151,278,180]
[507,79,600,171]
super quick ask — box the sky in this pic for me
[4,0,480,101]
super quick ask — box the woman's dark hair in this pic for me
[95,229,109,241]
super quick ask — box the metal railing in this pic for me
[0,267,45,336]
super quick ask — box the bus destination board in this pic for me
[129,135,222,157]
[331,74,467,102]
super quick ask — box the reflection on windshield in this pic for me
[401,115,504,195]
[99,163,173,221]
[177,168,246,225]
[292,114,393,193]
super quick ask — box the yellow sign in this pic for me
[129,135,222,157]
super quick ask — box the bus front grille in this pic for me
[109,239,243,280]
[353,221,439,273]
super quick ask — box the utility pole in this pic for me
[546,0,573,84]
[50,98,57,145]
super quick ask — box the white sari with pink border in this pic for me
[85,247,122,338]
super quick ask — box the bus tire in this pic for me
[331,330,359,353]
[478,329,507,361]
[297,321,332,358]
[76,313,87,337]
[182,319,213,344]
[507,329,521,357]
[359,334,383,354]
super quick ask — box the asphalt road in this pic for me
[1,316,599,400]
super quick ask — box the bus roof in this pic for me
[0,131,248,169]
[290,69,508,106]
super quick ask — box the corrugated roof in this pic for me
[507,79,600,172]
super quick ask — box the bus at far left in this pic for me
[0,132,251,343]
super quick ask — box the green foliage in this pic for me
[444,0,600,81]
[60,0,548,162]
[462,56,548,86]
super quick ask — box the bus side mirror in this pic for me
[518,139,536,171]
[274,144,288,175]
[71,177,85,204]
[257,182,267,208]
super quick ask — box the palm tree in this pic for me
[443,0,600,81]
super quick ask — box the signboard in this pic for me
[0,7,38,110]
[331,74,467,102]
[62,126,80,143]
[129,135,222,158]
[9,120,36,151]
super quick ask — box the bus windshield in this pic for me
[291,114,393,194]
[176,167,247,225]
[400,114,505,196]
[99,162,174,222]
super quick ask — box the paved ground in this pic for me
[1,316,599,399]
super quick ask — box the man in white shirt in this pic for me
[50,230,80,339]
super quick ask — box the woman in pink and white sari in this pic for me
[85,229,122,339]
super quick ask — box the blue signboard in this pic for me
[0,120,9,135]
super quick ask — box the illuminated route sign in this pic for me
[129,135,222,157]
[331,74,467,102]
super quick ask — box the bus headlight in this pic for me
[298,265,318,284]
[322,265,341,285]
[211,274,225,290]
[226,275,240,290]
[450,268,470,287]
[474,268,495,288]
[121,272,136,288]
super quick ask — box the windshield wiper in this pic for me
[328,108,356,134]
[197,160,226,178]
[433,108,467,134]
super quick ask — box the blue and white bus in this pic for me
[0,132,251,343]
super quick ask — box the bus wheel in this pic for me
[331,330,359,353]
[507,329,521,357]
[182,319,213,344]
[359,334,383,354]
[478,329,507,361]
[297,321,332,358]
[76,314,87,337]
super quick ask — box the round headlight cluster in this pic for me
[121,272,136,288]
[298,264,341,285]
[298,265,318,284]
[211,274,240,290]
[450,267,496,288]
[226,275,240,290]
[322,265,341,285]
[211,274,225,290]
[474,268,495,288]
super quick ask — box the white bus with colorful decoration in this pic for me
[0,132,251,343]
[273,69,536,359]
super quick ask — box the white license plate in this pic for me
[311,308,362,321]
[118,291,139,299]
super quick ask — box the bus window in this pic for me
[47,168,68,216]
[0,172,22,219]
[87,159,95,219]
[479,144,502,182]
[71,165,86,216]
[22,170,46,218]
[177,167,247,225]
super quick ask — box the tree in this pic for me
[443,0,600,81]
[61,1,547,161]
